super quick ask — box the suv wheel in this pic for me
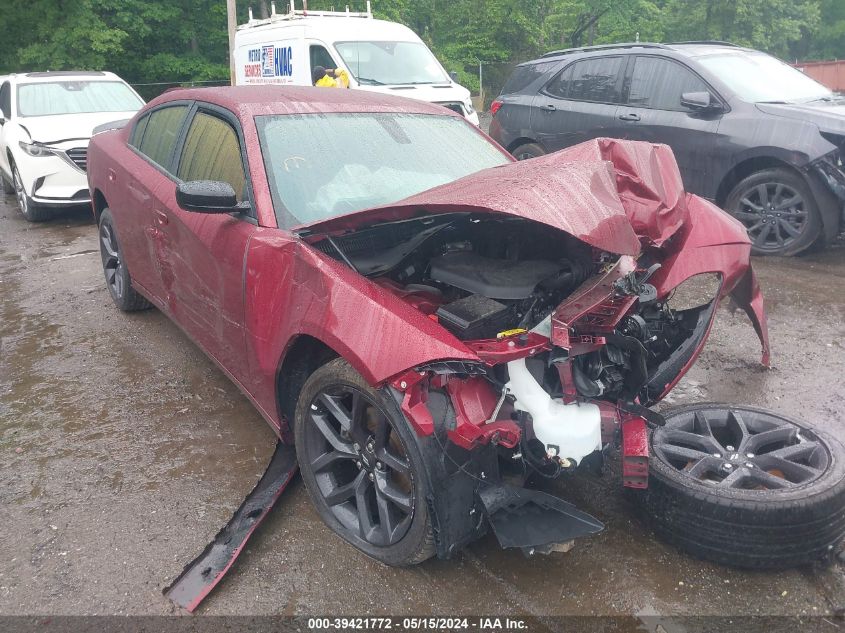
[13,163,50,222]
[725,168,821,256]
[512,142,546,161]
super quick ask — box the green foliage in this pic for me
[0,0,843,98]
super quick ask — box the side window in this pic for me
[310,45,336,72]
[177,112,246,202]
[137,105,188,169]
[0,82,11,118]
[545,56,624,104]
[628,57,710,111]
[129,113,149,148]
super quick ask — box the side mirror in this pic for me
[449,71,459,83]
[176,180,246,214]
[680,91,719,111]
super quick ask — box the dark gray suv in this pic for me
[490,42,845,256]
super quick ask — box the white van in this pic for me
[233,1,479,125]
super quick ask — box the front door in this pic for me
[529,55,626,152]
[156,106,255,382]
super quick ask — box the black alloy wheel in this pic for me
[294,358,435,565]
[305,385,415,546]
[100,218,126,301]
[726,168,821,255]
[97,208,151,312]
[652,406,828,490]
[638,403,845,569]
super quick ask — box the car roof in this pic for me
[147,85,463,119]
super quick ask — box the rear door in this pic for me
[616,55,727,195]
[529,55,626,151]
[119,103,190,302]
[157,104,255,382]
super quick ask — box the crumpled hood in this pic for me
[756,101,845,136]
[17,110,139,144]
[298,137,690,256]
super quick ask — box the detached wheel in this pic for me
[98,208,151,311]
[725,168,821,256]
[13,163,50,222]
[511,142,546,161]
[294,358,435,566]
[640,404,845,569]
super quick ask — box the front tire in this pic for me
[13,163,51,222]
[638,404,845,569]
[294,358,435,566]
[98,208,151,312]
[725,168,822,256]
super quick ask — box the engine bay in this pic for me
[312,214,717,409]
[314,214,595,340]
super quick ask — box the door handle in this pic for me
[154,209,169,227]
[618,113,641,121]
[541,104,556,112]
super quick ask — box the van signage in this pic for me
[243,45,294,82]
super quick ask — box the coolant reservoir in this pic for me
[506,357,602,464]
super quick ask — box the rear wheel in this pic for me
[98,208,152,312]
[725,168,821,256]
[13,163,50,222]
[639,404,845,569]
[294,358,435,566]
[511,142,546,161]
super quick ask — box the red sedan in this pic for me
[87,86,845,591]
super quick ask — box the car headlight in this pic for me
[18,141,57,158]
[464,98,475,115]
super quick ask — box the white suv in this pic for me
[0,71,144,221]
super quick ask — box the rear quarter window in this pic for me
[133,105,188,170]
[501,61,557,95]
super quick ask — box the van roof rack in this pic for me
[239,1,373,29]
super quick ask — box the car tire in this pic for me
[511,142,546,161]
[725,168,822,256]
[98,208,152,312]
[637,403,845,569]
[294,357,435,566]
[12,163,51,222]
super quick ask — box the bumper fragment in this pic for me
[164,442,298,612]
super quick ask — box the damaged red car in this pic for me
[87,86,845,598]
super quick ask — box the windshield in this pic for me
[335,41,450,85]
[695,51,832,103]
[256,113,509,227]
[17,81,143,117]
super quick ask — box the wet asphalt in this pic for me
[1,194,844,617]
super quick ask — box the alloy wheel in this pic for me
[732,182,807,252]
[652,406,829,490]
[13,167,28,216]
[303,386,415,547]
[99,221,125,299]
